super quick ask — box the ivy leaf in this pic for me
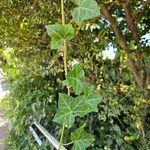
[53,94,87,127]
[72,0,100,25]
[53,94,74,128]
[53,108,75,128]
[67,65,85,95]
[71,126,95,150]
[45,23,74,49]
[84,87,102,112]
[53,88,101,128]
[71,95,88,117]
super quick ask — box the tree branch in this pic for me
[127,58,144,87]
[101,3,144,87]
[121,1,139,42]
[121,1,148,83]
[101,4,128,52]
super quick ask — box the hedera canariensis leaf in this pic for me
[53,94,75,128]
[45,23,74,49]
[53,94,87,128]
[67,64,85,95]
[53,91,101,128]
[71,126,95,150]
[72,0,100,25]
[71,95,88,117]
[84,86,102,112]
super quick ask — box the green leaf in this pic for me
[129,40,137,50]
[72,0,100,25]
[53,94,87,128]
[57,93,72,109]
[53,92,101,128]
[67,65,85,95]
[53,108,75,128]
[84,86,102,112]
[50,36,63,50]
[53,94,74,128]
[71,95,88,117]
[45,23,74,49]
[71,126,95,150]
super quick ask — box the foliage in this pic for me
[0,0,150,149]
[66,65,85,95]
[53,80,101,128]
[71,0,100,25]
[71,126,95,150]
[45,23,74,49]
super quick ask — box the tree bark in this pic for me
[101,3,144,87]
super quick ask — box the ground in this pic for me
[0,109,8,150]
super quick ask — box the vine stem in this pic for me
[58,0,70,149]
[58,123,65,150]
[61,0,70,94]
[61,0,67,77]
[63,141,74,146]
[61,0,65,25]
[63,40,68,78]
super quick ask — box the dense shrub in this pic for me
[0,0,149,149]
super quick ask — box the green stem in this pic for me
[63,39,68,77]
[61,0,65,25]
[58,1,70,149]
[63,141,74,146]
[61,0,70,95]
[61,0,67,76]
[58,123,65,150]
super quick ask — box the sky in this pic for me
[102,33,150,60]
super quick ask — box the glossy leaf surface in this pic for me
[67,65,85,95]
[46,23,74,49]
[71,126,95,150]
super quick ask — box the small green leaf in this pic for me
[53,108,75,128]
[71,95,87,116]
[129,40,137,50]
[45,23,74,49]
[71,126,95,150]
[72,0,100,25]
[53,94,74,128]
[57,93,72,109]
[67,65,85,95]
[62,79,70,86]
[84,86,102,112]
[50,36,63,50]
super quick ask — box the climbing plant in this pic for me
[45,0,102,149]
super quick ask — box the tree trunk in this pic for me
[101,2,150,141]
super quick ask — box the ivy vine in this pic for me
[46,0,101,149]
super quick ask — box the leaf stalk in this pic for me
[58,0,70,149]
[58,123,65,150]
